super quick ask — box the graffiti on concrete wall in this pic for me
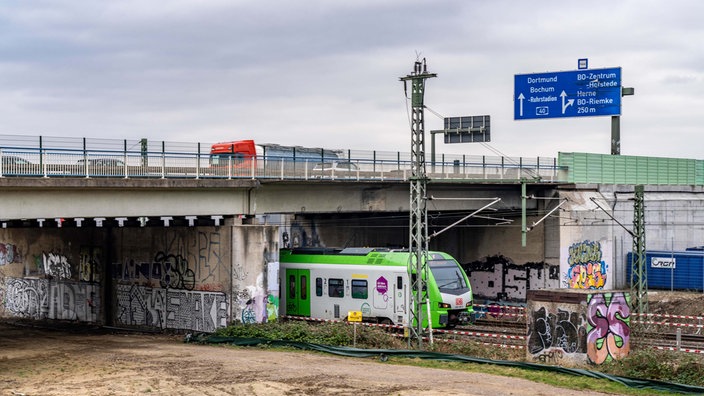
[154,251,196,290]
[587,292,631,364]
[114,253,202,291]
[116,230,226,291]
[528,306,586,362]
[160,230,225,285]
[566,240,607,289]
[234,271,279,324]
[190,231,224,283]
[43,252,72,279]
[79,246,102,283]
[4,278,99,322]
[462,255,560,302]
[115,284,228,332]
[0,243,21,265]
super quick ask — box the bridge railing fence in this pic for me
[0,134,564,182]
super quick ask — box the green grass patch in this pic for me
[213,321,702,395]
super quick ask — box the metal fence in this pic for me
[0,134,565,182]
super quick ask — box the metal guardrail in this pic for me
[0,136,566,182]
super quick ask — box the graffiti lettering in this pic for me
[568,240,602,266]
[528,306,586,356]
[43,252,72,279]
[462,255,559,301]
[79,246,102,282]
[114,253,198,291]
[192,231,223,283]
[568,262,607,289]
[115,284,228,332]
[587,292,631,364]
[154,252,195,290]
[567,240,608,289]
[0,243,21,265]
[160,229,225,285]
[533,348,564,364]
[5,278,99,322]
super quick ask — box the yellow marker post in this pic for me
[348,311,362,347]
[347,311,363,322]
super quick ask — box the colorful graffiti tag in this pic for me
[587,292,631,364]
[567,240,607,289]
[235,271,279,324]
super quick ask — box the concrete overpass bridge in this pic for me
[1,135,704,335]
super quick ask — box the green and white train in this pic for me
[279,247,473,328]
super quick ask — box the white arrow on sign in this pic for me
[560,90,574,114]
[517,93,525,116]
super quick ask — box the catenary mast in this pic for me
[400,59,436,348]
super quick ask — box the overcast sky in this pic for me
[1,1,702,159]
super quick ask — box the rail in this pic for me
[0,145,566,182]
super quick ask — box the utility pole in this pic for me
[400,59,436,348]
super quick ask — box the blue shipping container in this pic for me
[627,250,704,291]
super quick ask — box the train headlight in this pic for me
[466,301,473,308]
[438,302,451,309]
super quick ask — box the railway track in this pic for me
[285,307,704,354]
[472,318,526,331]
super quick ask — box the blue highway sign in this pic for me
[514,67,621,120]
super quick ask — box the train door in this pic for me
[285,268,311,317]
[393,273,406,314]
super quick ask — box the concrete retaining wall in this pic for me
[527,289,631,365]
[0,224,278,332]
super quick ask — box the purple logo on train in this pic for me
[376,276,388,294]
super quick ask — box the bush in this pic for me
[600,349,704,387]
[214,321,405,349]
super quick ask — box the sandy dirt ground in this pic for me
[0,322,619,396]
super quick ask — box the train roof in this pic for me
[280,247,455,267]
[287,247,393,256]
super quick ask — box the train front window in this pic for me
[429,261,468,290]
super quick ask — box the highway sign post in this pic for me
[430,115,490,172]
[514,67,622,120]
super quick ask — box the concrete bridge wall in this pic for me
[0,223,279,332]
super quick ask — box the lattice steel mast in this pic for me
[631,185,648,315]
[400,59,436,348]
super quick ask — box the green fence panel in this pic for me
[559,152,704,186]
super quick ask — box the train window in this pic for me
[351,280,368,299]
[329,278,344,298]
[316,278,323,297]
[288,275,296,299]
[430,263,468,290]
[300,275,307,300]
[397,276,403,289]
